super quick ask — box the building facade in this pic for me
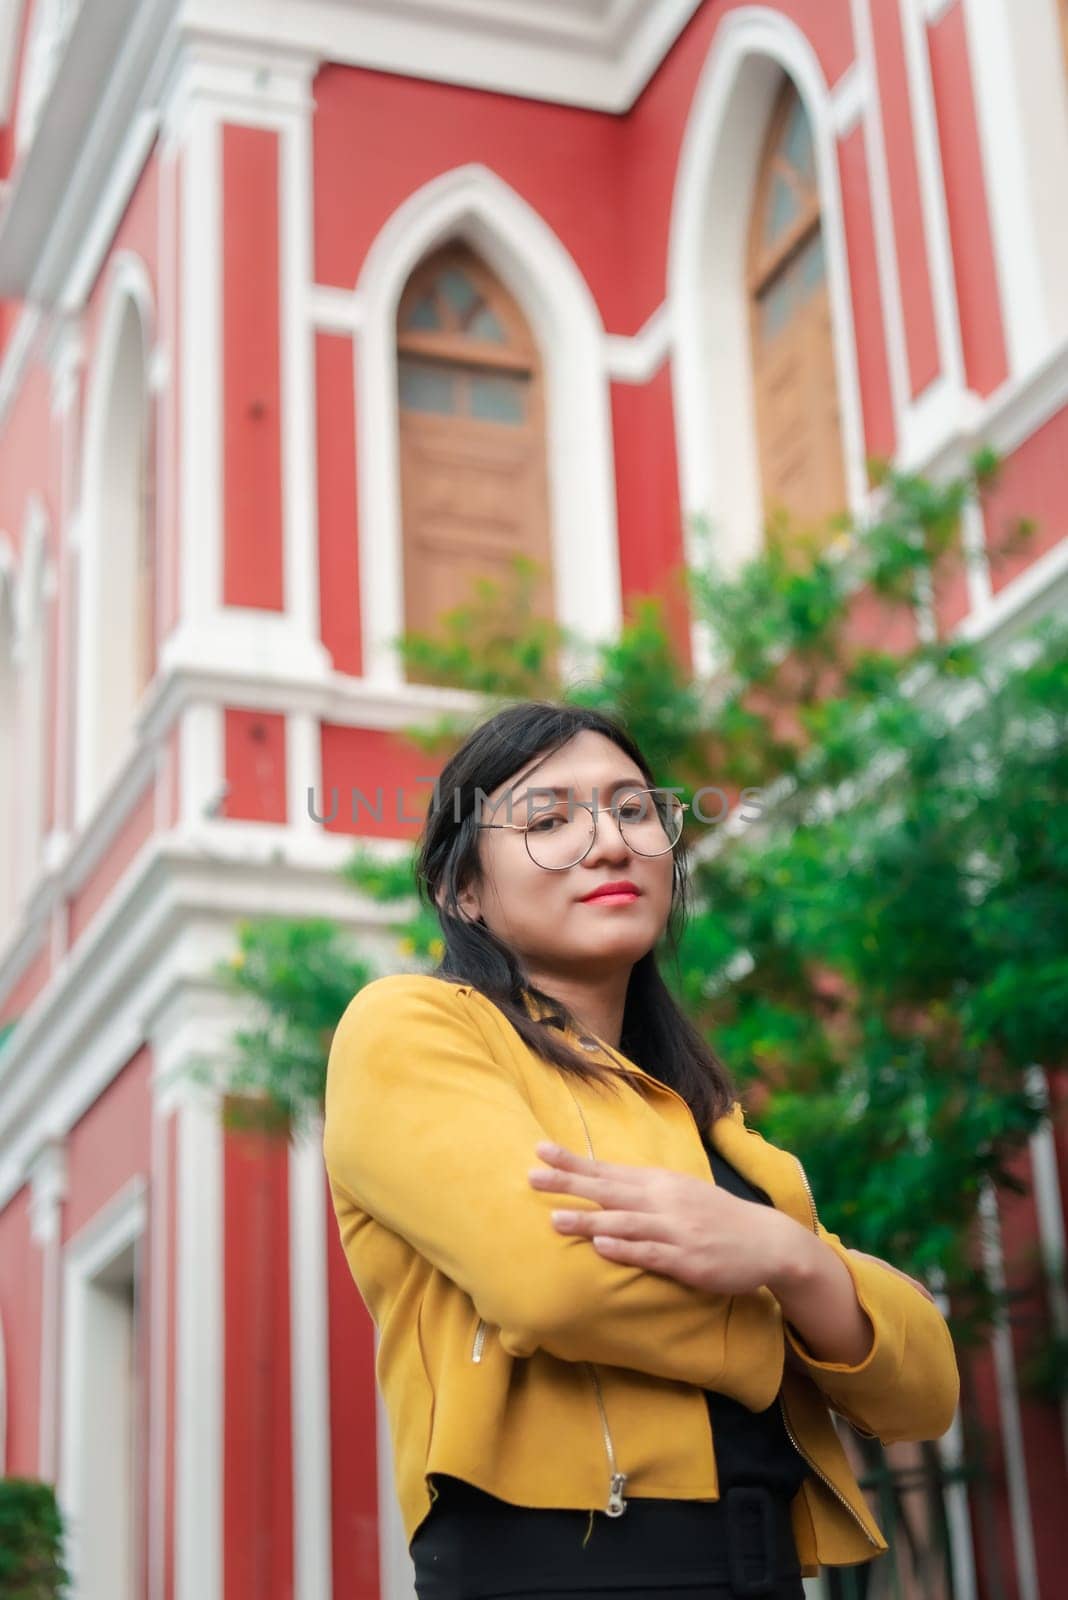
[0,2,1067,1597]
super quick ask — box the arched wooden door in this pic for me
[396,243,555,681]
[747,80,847,542]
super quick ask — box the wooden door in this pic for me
[396,244,554,682]
[747,81,847,544]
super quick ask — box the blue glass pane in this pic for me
[764,174,799,245]
[398,359,459,414]
[759,271,795,341]
[404,295,441,331]
[798,231,826,298]
[469,372,526,424]
[783,99,815,183]
[467,304,507,343]
[438,268,479,320]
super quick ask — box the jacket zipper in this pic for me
[777,1390,881,1546]
[793,1154,819,1232]
[564,1081,629,1517]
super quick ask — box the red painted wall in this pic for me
[223,709,288,825]
[838,122,896,467]
[316,332,361,676]
[223,1104,294,1600]
[981,409,1068,594]
[869,0,940,398]
[927,3,1007,398]
[325,1174,381,1600]
[0,1187,43,1476]
[62,1049,152,1241]
[222,124,284,612]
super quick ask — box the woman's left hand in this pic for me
[528,1140,803,1298]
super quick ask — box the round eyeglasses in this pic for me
[474,787,688,871]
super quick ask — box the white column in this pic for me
[289,1119,333,1600]
[29,1136,68,1482]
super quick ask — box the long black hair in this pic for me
[414,700,736,1126]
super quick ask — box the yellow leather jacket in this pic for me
[322,974,960,1575]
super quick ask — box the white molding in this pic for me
[354,162,621,686]
[307,284,362,335]
[278,72,322,651]
[0,308,43,433]
[31,1137,67,1484]
[605,301,675,385]
[289,1122,334,1600]
[74,255,155,831]
[58,1174,148,1600]
[848,0,911,435]
[829,60,867,136]
[978,1182,1040,1600]
[1024,1066,1068,1471]
[897,0,966,395]
[669,7,868,669]
[375,1340,412,1600]
[177,0,701,114]
[0,0,20,123]
[174,1088,222,1600]
[922,0,957,20]
[177,99,223,629]
[960,0,1068,377]
[60,108,159,313]
[147,1091,171,1600]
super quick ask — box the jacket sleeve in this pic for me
[323,974,783,1406]
[781,1222,960,1444]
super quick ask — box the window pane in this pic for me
[783,98,815,185]
[797,231,826,299]
[467,304,507,343]
[758,270,795,342]
[398,358,459,415]
[438,268,479,320]
[469,372,526,424]
[764,173,799,245]
[404,295,441,331]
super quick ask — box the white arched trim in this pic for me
[669,7,867,647]
[353,162,621,685]
[75,253,156,830]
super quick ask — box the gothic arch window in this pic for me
[78,287,156,823]
[747,79,847,541]
[395,241,554,683]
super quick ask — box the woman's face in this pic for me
[455,730,676,978]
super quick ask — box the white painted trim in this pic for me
[177,100,223,628]
[147,1093,170,1600]
[669,7,868,669]
[60,108,159,313]
[1023,1065,1068,1470]
[177,0,700,114]
[286,708,322,838]
[977,1182,1040,1600]
[289,1121,334,1600]
[58,1175,148,1600]
[307,284,362,334]
[897,0,966,395]
[848,0,911,435]
[74,254,155,831]
[960,0,1068,377]
[0,0,21,123]
[354,162,621,686]
[922,0,957,21]
[375,1336,414,1600]
[278,75,322,650]
[30,1137,68,1485]
[829,60,867,136]
[960,531,1068,650]
[929,1273,978,1600]
[174,1088,222,1600]
[0,307,43,435]
[605,301,674,385]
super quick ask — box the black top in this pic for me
[409,1135,808,1596]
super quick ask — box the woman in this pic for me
[323,701,959,1600]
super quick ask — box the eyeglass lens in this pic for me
[523,790,684,870]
